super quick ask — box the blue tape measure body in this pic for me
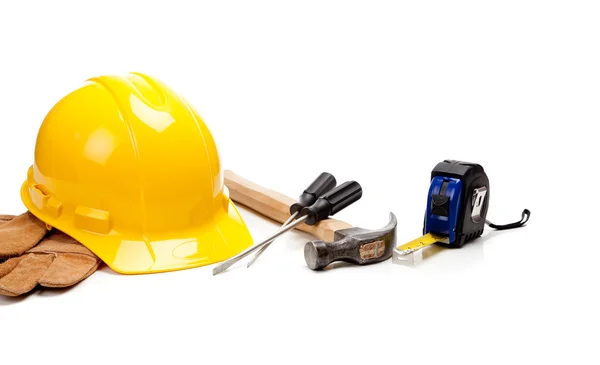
[425,176,463,244]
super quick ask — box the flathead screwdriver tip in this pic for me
[212,265,227,276]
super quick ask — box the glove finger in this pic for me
[39,253,100,288]
[0,212,48,259]
[0,215,16,223]
[28,231,101,288]
[0,256,25,278]
[28,230,97,257]
[0,253,53,297]
[0,216,17,259]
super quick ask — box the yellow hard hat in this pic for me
[21,73,253,274]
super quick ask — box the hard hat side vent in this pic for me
[74,206,111,235]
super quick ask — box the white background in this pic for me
[0,1,597,364]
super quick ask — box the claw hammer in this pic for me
[224,171,397,270]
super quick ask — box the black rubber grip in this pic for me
[300,181,362,225]
[290,173,337,215]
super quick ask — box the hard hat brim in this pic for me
[21,182,254,274]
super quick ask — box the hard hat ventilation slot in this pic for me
[33,184,50,196]
[74,206,111,234]
[31,184,63,218]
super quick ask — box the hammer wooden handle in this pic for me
[224,170,352,242]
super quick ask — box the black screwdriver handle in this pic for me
[300,181,362,225]
[290,173,337,215]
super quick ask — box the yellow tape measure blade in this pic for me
[397,233,447,253]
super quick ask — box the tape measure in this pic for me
[394,160,530,263]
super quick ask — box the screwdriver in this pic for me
[213,180,363,275]
[246,172,337,267]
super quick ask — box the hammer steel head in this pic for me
[304,213,397,270]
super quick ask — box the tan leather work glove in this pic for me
[0,212,48,259]
[0,212,102,297]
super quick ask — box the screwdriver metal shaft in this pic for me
[212,215,308,275]
[246,211,299,268]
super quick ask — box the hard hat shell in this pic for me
[21,73,253,274]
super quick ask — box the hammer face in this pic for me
[304,240,329,270]
[303,213,397,270]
